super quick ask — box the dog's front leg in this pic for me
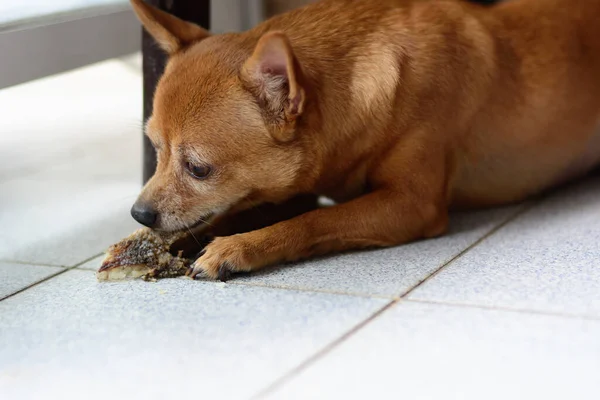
[210,194,319,237]
[187,142,450,281]
[175,194,319,259]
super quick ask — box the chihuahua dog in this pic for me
[129,0,600,281]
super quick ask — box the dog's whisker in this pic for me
[186,226,203,248]
[244,198,267,219]
[175,215,207,250]
[196,215,214,228]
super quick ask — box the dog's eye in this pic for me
[186,162,212,179]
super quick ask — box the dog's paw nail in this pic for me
[218,262,233,282]
[193,273,205,281]
[187,266,206,280]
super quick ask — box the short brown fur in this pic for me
[130,0,600,280]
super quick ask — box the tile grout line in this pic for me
[0,268,71,302]
[246,198,572,400]
[0,259,64,268]
[72,253,104,271]
[70,204,538,303]
[65,269,600,322]
[219,202,543,305]
[227,280,394,300]
[70,201,538,301]
[406,298,600,322]
[0,253,103,302]
[73,257,392,300]
[250,299,399,400]
[70,252,105,269]
[399,201,540,299]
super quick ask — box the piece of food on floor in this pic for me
[97,228,191,281]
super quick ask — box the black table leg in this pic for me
[142,0,210,184]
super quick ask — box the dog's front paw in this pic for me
[186,236,251,281]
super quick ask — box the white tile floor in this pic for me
[1,55,599,400]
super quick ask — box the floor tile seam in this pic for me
[70,253,105,269]
[159,200,543,301]
[2,252,103,270]
[254,295,600,399]
[70,266,397,300]
[228,280,395,300]
[250,299,399,400]
[405,298,600,322]
[399,201,542,299]
[0,259,64,268]
[68,201,539,301]
[0,253,104,301]
[0,268,71,302]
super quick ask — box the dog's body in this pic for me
[129,0,600,280]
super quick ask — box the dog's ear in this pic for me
[241,31,306,142]
[130,0,209,54]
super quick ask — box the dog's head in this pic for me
[129,0,316,231]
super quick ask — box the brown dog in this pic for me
[129,0,600,281]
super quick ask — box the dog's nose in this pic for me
[130,202,158,227]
